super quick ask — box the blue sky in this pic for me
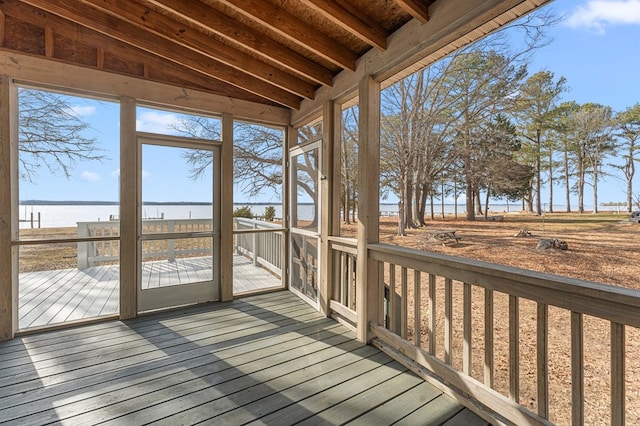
[18,0,640,206]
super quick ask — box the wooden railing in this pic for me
[328,236,357,331]
[233,217,283,278]
[357,243,640,426]
[77,219,212,268]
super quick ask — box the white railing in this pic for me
[77,219,212,268]
[362,243,640,425]
[233,217,283,278]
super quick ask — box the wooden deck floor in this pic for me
[0,292,488,426]
[18,254,282,330]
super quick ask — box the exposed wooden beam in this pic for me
[215,0,357,71]
[2,0,274,104]
[76,0,315,99]
[44,25,54,57]
[19,0,302,108]
[0,51,290,124]
[0,10,5,46]
[300,0,387,50]
[143,0,334,87]
[395,0,430,24]
[293,0,549,124]
[96,46,104,68]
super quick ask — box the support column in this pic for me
[283,126,295,289]
[356,75,381,342]
[0,76,17,340]
[220,114,233,302]
[319,101,335,317]
[119,97,138,319]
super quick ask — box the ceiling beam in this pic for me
[76,0,315,99]
[2,0,272,103]
[215,0,357,71]
[19,0,302,108]
[395,0,430,24]
[143,0,334,87]
[300,0,387,50]
[1,51,290,124]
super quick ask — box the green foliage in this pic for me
[264,206,276,221]
[233,206,254,218]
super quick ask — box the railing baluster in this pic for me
[390,263,397,334]
[509,295,519,402]
[342,252,349,305]
[401,266,408,339]
[350,254,356,310]
[484,288,494,387]
[463,282,471,375]
[537,302,549,419]
[611,321,625,426]
[444,277,452,365]
[414,270,421,347]
[571,311,584,426]
[428,273,436,356]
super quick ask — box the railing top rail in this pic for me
[328,236,357,246]
[369,242,640,328]
[233,217,283,229]
[78,218,214,226]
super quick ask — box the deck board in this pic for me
[17,254,281,329]
[0,292,486,426]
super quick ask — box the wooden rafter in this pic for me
[81,0,316,99]
[215,0,358,71]
[300,0,387,50]
[142,0,334,87]
[395,0,430,24]
[19,0,302,108]
[2,0,270,103]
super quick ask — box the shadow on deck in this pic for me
[0,291,487,425]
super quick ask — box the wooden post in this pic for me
[0,75,17,341]
[119,96,138,319]
[356,74,380,342]
[219,113,233,302]
[251,221,258,267]
[284,126,295,289]
[167,220,175,262]
[77,222,90,269]
[319,100,335,317]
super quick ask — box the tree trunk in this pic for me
[454,181,459,219]
[535,130,542,215]
[441,181,446,219]
[421,184,430,223]
[548,149,554,213]
[404,176,414,228]
[397,201,406,236]
[484,189,490,219]
[626,143,635,213]
[563,149,571,212]
[593,168,599,214]
[577,156,585,214]
[465,174,475,221]
[475,189,483,216]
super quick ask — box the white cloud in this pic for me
[81,171,101,182]
[111,169,120,178]
[136,111,179,134]
[565,0,640,33]
[142,170,151,180]
[68,105,97,117]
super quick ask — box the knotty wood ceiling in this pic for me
[0,0,435,109]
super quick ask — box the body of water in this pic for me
[18,202,626,228]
